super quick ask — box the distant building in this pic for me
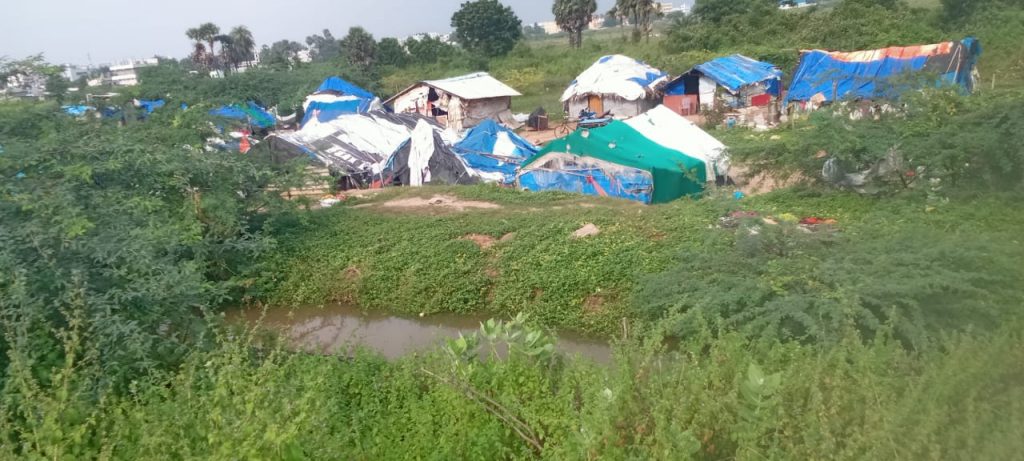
[1,73,48,99]
[108,58,158,86]
[779,0,817,9]
[658,2,675,14]
[537,21,561,34]
[63,65,92,82]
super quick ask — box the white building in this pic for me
[108,58,158,87]
[1,73,48,99]
[537,21,561,34]
[63,65,93,82]
[658,2,675,13]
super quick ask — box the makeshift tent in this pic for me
[209,102,276,128]
[386,72,521,132]
[301,76,381,126]
[624,105,729,180]
[269,111,447,188]
[382,120,478,187]
[453,119,538,183]
[664,55,782,114]
[135,99,166,114]
[516,121,707,204]
[785,38,982,108]
[561,55,669,120]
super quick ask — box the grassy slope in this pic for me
[263,6,1024,336]
[260,185,1024,336]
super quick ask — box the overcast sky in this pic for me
[0,0,669,65]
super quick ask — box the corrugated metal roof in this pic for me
[424,72,521,99]
[385,72,521,105]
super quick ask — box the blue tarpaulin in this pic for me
[666,54,782,96]
[209,102,276,128]
[316,76,375,100]
[301,77,379,126]
[61,105,94,116]
[137,99,165,114]
[453,119,539,183]
[518,167,654,204]
[784,38,981,106]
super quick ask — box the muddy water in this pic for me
[228,304,612,363]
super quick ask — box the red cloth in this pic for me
[751,93,772,107]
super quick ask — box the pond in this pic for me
[227,304,612,363]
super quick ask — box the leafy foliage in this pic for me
[553,0,598,49]
[451,0,524,57]
[0,103,301,389]
[727,89,1024,191]
[340,26,378,72]
[5,318,1023,459]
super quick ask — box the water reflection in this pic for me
[227,304,611,363]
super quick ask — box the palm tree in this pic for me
[185,23,221,69]
[228,26,257,69]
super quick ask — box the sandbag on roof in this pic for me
[382,120,478,187]
[785,37,982,106]
[561,55,670,102]
[624,105,729,179]
[302,76,382,126]
[517,121,707,204]
[453,119,539,183]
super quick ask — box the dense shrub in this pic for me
[0,105,304,390]
[4,319,1022,459]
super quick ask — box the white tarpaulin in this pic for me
[561,55,670,102]
[407,120,435,187]
[625,105,730,179]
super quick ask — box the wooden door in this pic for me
[587,94,603,115]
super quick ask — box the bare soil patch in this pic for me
[729,164,808,196]
[583,295,606,314]
[378,194,501,212]
[461,234,498,250]
[572,223,601,239]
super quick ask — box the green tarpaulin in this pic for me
[521,121,707,203]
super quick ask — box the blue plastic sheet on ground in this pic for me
[137,99,165,114]
[61,105,94,116]
[209,102,276,128]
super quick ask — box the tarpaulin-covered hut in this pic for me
[561,55,670,120]
[784,38,982,109]
[385,72,521,132]
[453,119,539,183]
[515,121,707,204]
[269,111,447,189]
[301,76,381,127]
[381,120,479,187]
[624,105,730,181]
[663,54,782,115]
